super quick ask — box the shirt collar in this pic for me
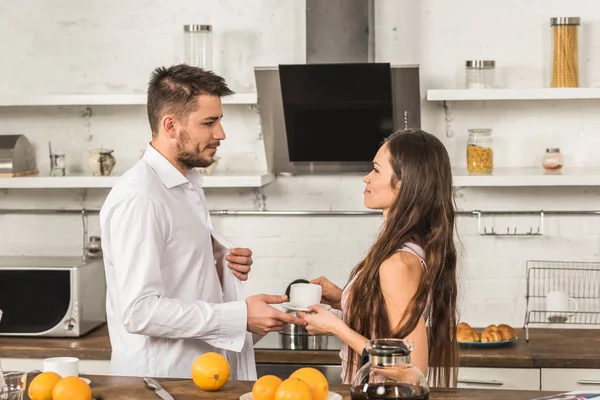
[142,144,204,189]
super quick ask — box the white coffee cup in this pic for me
[289,283,322,308]
[546,290,578,321]
[43,357,79,378]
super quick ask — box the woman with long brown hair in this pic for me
[298,129,458,387]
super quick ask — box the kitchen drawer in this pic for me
[458,367,540,391]
[542,368,600,391]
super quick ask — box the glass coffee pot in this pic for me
[350,339,429,400]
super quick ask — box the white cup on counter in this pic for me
[289,283,322,308]
[546,290,578,322]
[43,357,79,378]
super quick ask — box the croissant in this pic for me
[458,322,472,331]
[457,328,480,342]
[497,324,517,340]
[481,329,503,343]
[456,322,481,342]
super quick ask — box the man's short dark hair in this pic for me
[147,64,234,136]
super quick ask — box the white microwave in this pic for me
[0,256,106,337]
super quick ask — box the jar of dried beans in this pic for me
[466,129,493,174]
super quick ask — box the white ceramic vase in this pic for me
[87,148,116,176]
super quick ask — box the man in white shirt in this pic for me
[99,64,304,380]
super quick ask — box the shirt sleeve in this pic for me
[102,193,248,352]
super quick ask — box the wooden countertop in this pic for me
[0,324,112,360]
[2,324,600,369]
[253,328,600,369]
[80,375,559,400]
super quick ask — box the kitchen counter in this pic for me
[84,375,562,400]
[0,324,111,360]
[2,324,600,369]
[255,328,600,369]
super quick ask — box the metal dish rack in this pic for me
[524,260,600,341]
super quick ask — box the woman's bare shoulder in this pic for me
[379,251,423,285]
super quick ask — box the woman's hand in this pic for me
[296,305,344,336]
[311,276,343,309]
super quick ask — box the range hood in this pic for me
[254,0,421,175]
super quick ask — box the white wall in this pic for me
[1,0,600,328]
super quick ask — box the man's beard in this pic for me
[176,129,215,169]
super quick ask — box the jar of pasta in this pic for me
[551,17,580,88]
[466,129,493,174]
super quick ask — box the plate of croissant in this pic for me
[457,322,518,348]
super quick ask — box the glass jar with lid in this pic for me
[466,129,494,174]
[550,17,580,88]
[350,339,429,400]
[183,24,213,70]
[465,60,495,89]
[542,148,564,171]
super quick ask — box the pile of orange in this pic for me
[28,372,92,400]
[189,352,329,399]
[252,367,329,400]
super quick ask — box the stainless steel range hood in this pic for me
[254,0,421,175]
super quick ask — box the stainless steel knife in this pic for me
[143,377,175,400]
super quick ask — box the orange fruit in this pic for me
[290,367,328,400]
[252,375,283,400]
[28,371,62,400]
[52,376,92,400]
[274,377,313,400]
[191,352,230,391]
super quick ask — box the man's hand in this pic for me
[246,294,306,336]
[226,248,253,281]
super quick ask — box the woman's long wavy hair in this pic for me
[344,129,459,387]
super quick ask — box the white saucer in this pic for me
[281,303,332,312]
[240,391,342,400]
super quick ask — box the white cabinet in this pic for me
[542,368,600,391]
[457,367,541,391]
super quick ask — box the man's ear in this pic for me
[161,115,176,139]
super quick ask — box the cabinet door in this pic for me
[458,367,541,390]
[542,368,600,391]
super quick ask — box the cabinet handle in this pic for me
[458,379,504,386]
[578,380,600,385]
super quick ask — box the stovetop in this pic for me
[254,332,343,351]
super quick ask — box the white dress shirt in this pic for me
[99,144,256,379]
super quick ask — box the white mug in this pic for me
[289,283,322,308]
[43,357,79,378]
[546,290,578,320]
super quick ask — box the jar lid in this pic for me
[184,24,212,32]
[546,148,561,153]
[465,60,495,68]
[550,17,580,26]
[468,128,492,136]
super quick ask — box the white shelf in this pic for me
[0,173,274,189]
[427,88,600,101]
[5,169,600,188]
[453,168,600,187]
[0,93,257,107]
